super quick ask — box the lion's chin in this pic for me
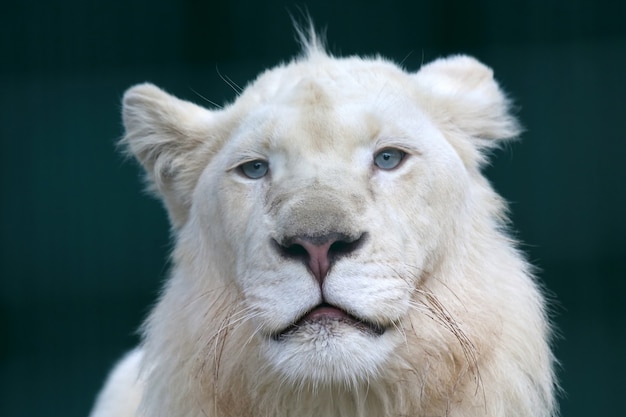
[262,306,396,384]
[272,302,387,341]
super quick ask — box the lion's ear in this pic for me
[121,83,217,230]
[415,55,520,158]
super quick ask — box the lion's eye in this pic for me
[373,148,405,170]
[239,160,269,179]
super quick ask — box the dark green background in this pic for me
[1,1,624,416]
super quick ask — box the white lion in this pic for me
[90,32,557,417]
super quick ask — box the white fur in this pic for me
[90,35,557,417]
[90,349,143,417]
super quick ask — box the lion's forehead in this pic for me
[247,56,411,103]
[235,60,420,142]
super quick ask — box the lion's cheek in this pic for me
[377,158,470,266]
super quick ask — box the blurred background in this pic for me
[1,0,624,416]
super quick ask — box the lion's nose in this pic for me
[275,233,367,285]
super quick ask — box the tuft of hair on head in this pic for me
[291,16,327,58]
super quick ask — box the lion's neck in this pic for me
[213,372,428,417]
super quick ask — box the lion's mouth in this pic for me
[272,303,386,340]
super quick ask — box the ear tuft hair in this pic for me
[291,16,327,58]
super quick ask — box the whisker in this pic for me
[189,87,223,109]
[413,287,483,393]
[398,50,414,68]
[215,66,243,95]
[185,284,232,308]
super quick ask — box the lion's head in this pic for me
[114,36,556,417]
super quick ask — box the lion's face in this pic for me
[185,61,474,383]
[121,52,520,387]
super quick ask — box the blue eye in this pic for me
[374,148,405,170]
[239,160,269,179]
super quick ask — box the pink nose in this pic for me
[276,233,366,285]
[290,237,334,284]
